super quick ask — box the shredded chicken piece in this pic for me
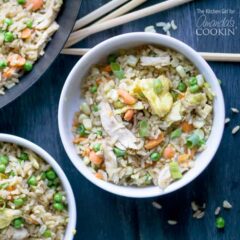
[99,101,140,150]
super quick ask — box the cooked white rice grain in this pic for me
[191,201,199,212]
[167,220,178,225]
[144,25,156,33]
[232,125,240,134]
[231,107,239,113]
[223,200,232,209]
[152,201,162,209]
[214,206,221,215]
[225,118,230,124]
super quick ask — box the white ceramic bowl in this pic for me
[0,134,76,239]
[58,33,225,198]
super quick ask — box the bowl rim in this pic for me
[58,32,225,198]
[0,133,77,239]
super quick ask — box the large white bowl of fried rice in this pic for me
[58,33,225,198]
[0,134,76,239]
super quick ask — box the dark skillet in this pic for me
[0,0,82,109]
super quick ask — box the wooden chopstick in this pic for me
[61,48,240,62]
[65,0,193,48]
[73,0,129,31]
[199,52,240,62]
[95,0,147,25]
[61,48,89,56]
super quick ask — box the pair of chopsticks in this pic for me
[61,48,240,62]
[62,0,240,62]
[65,0,192,48]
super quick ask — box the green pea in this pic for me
[4,32,14,42]
[27,176,37,186]
[216,217,225,229]
[113,147,125,158]
[177,82,187,92]
[150,152,160,161]
[170,128,182,139]
[46,170,57,180]
[23,61,33,72]
[53,202,64,211]
[189,85,200,93]
[92,104,99,112]
[54,193,63,203]
[19,152,29,161]
[90,85,97,93]
[93,143,101,152]
[107,53,118,64]
[153,78,163,94]
[77,124,86,137]
[12,218,24,229]
[14,198,24,208]
[0,155,9,165]
[43,229,52,238]
[25,20,33,29]
[0,164,6,173]
[188,77,197,86]
[4,18,13,26]
[17,0,26,4]
[0,60,7,69]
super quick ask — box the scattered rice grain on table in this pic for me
[72,45,214,188]
[156,20,177,36]
[191,201,199,211]
[232,125,240,134]
[152,201,162,209]
[144,25,156,33]
[167,220,178,225]
[214,206,221,215]
[224,118,230,124]
[223,200,232,209]
[231,107,239,113]
[193,210,205,219]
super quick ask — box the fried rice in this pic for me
[72,45,214,189]
[0,0,62,94]
[0,142,68,239]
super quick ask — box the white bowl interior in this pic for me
[0,134,76,239]
[58,33,225,198]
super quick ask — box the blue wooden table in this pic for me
[0,0,240,239]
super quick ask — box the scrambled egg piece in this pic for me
[133,76,173,117]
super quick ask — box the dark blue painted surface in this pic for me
[0,1,240,239]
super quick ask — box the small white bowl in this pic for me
[58,33,225,198]
[0,134,76,239]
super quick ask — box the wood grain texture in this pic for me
[0,0,240,239]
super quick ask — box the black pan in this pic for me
[0,0,82,109]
